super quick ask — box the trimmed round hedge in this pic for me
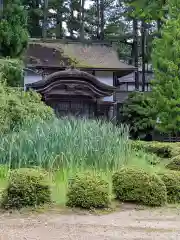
[66,173,110,209]
[166,156,180,171]
[112,167,167,206]
[1,168,51,209]
[158,171,180,203]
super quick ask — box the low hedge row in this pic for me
[66,168,180,208]
[131,140,180,170]
[131,140,176,158]
[158,171,180,203]
[2,166,180,210]
[112,167,180,206]
[166,156,180,171]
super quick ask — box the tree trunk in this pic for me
[26,0,41,37]
[0,0,4,16]
[42,0,48,39]
[141,20,146,92]
[70,3,73,38]
[96,0,100,39]
[99,0,104,40]
[80,0,85,41]
[157,19,161,32]
[56,1,63,39]
[133,18,139,90]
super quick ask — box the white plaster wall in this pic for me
[24,74,42,85]
[119,73,134,82]
[128,84,136,91]
[118,83,149,92]
[24,71,42,90]
[103,95,113,101]
[95,71,114,102]
[95,71,113,86]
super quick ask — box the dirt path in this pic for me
[0,207,180,240]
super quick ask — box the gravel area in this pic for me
[0,207,180,239]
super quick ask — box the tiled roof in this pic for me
[25,39,135,71]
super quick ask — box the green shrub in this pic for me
[66,173,110,209]
[145,142,172,158]
[0,82,54,133]
[134,150,160,166]
[120,91,155,139]
[166,156,180,171]
[1,168,51,209]
[158,171,180,203]
[0,0,28,58]
[131,141,174,158]
[112,167,167,206]
[0,58,24,86]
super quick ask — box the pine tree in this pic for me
[152,0,180,133]
[0,0,29,57]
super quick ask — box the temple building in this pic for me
[24,39,135,120]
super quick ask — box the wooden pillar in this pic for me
[94,99,99,118]
[108,105,114,120]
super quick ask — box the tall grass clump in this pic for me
[0,118,131,170]
[0,118,162,206]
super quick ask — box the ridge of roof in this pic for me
[30,38,113,46]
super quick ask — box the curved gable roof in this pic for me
[26,69,116,99]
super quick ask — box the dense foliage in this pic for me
[1,168,51,209]
[127,0,167,21]
[158,171,180,203]
[112,167,167,206]
[120,92,155,139]
[131,141,174,158]
[66,172,110,209]
[0,0,29,57]
[21,0,160,66]
[0,58,24,86]
[0,82,54,133]
[151,0,180,133]
[166,156,180,171]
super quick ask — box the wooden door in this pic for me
[48,99,95,119]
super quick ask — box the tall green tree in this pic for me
[151,0,180,133]
[66,0,81,38]
[127,0,167,22]
[80,0,85,41]
[104,4,133,62]
[0,0,29,57]
[54,0,65,38]
[99,0,105,40]
[120,92,155,139]
[22,0,42,37]
[85,0,114,40]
